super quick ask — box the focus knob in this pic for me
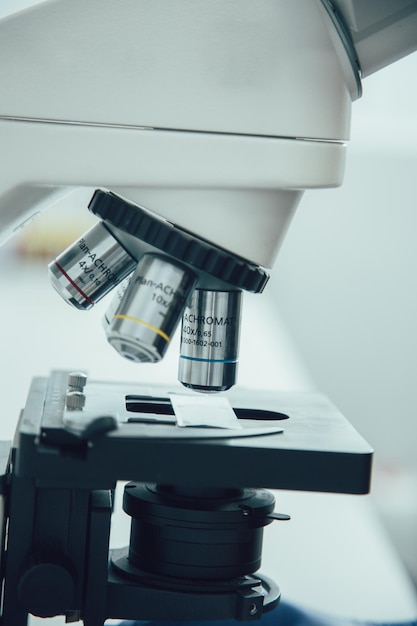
[65,391,86,411]
[18,561,76,617]
[67,371,87,391]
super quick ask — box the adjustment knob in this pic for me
[18,562,76,617]
[65,391,86,412]
[67,371,87,391]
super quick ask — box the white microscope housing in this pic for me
[0,0,416,390]
[0,0,361,264]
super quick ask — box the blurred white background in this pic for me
[272,49,417,465]
[270,50,417,580]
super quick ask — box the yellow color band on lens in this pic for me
[113,314,171,343]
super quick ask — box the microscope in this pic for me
[0,1,416,624]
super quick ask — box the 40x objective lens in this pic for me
[106,254,197,363]
[49,221,136,310]
[179,289,242,392]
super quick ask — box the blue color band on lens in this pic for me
[179,355,237,364]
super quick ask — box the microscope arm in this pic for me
[0,118,342,266]
[0,0,416,265]
[0,0,357,270]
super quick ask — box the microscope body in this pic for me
[0,0,365,394]
[0,0,357,267]
[0,0,415,262]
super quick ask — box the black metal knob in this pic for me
[18,561,76,618]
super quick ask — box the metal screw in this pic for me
[68,371,88,392]
[240,506,251,516]
[65,391,86,411]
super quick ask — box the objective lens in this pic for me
[106,254,197,363]
[49,222,136,310]
[102,274,132,329]
[178,289,242,392]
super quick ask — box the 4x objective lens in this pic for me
[179,289,242,392]
[106,254,197,363]
[49,221,136,310]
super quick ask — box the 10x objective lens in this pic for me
[102,275,132,329]
[179,289,242,392]
[49,221,136,310]
[106,254,197,363]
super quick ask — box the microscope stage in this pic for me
[16,371,372,494]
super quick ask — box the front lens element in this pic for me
[49,222,136,310]
[178,289,242,392]
[106,254,197,363]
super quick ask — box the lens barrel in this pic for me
[106,254,197,363]
[49,222,136,310]
[178,289,242,392]
[102,275,132,329]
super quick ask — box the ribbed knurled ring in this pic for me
[88,190,269,293]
